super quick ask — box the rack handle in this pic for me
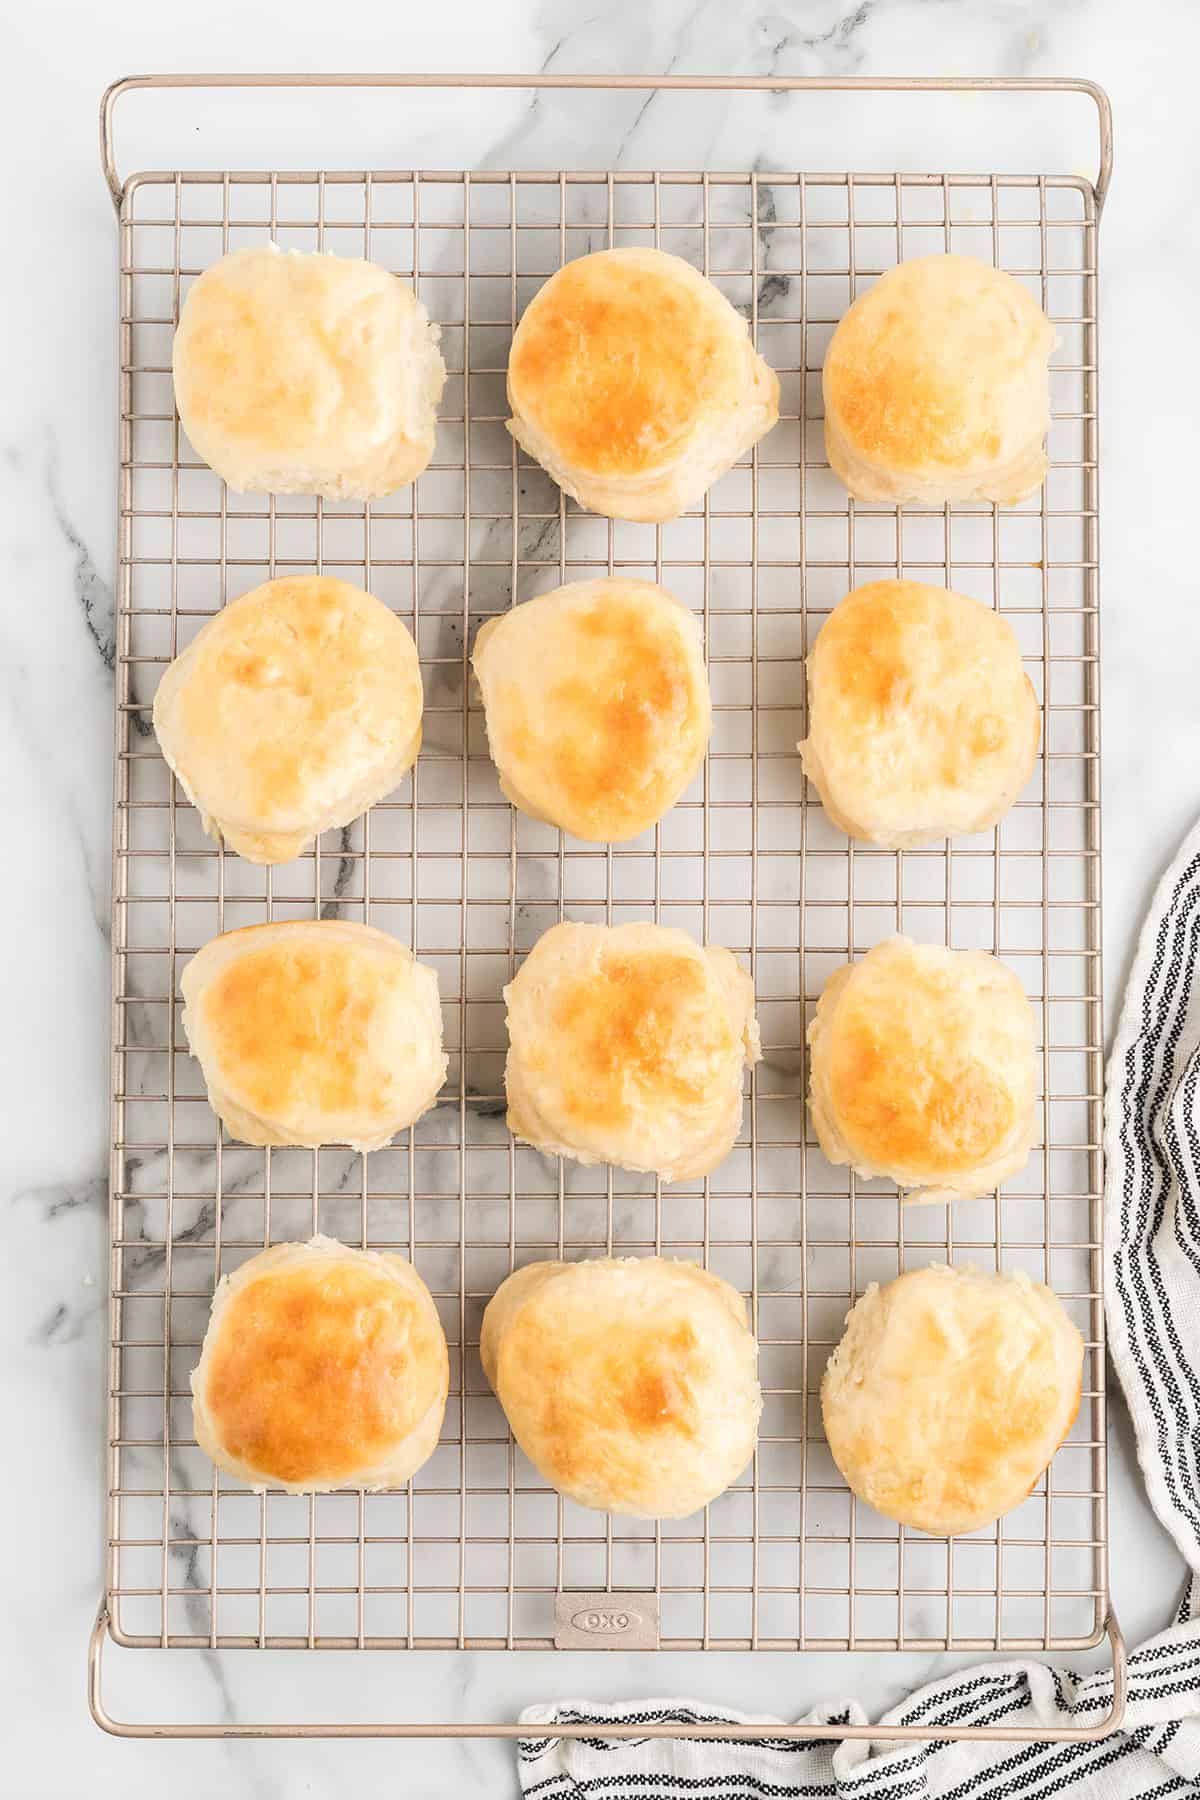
[89,1602,1127,1742]
[99,73,1112,215]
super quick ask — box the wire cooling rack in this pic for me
[91,75,1120,1741]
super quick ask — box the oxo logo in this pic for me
[570,1607,639,1634]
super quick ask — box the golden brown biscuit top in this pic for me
[474,580,710,842]
[510,595,693,813]
[508,250,747,478]
[492,1261,751,1510]
[822,1266,1083,1536]
[194,928,418,1134]
[823,255,1054,474]
[527,1317,705,1456]
[825,942,1027,1177]
[173,247,410,459]
[166,576,421,833]
[202,1259,446,1486]
[535,941,736,1136]
[807,580,1038,830]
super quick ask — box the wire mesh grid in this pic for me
[107,159,1104,1659]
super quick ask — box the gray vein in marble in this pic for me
[515,510,561,568]
[45,438,151,752]
[757,1,873,75]
[480,0,720,172]
[47,450,116,672]
[466,1088,508,1119]
[14,1175,108,1346]
[464,508,562,598]
[30,1301,74,1346]
[166,1504,222,1659]
[19,1201,192,1342]
[753,170,792,313]
[324,1148,363,1196]
[608,0,721,168]
[26,1173,108,1222]
[319,823,357,920]
[0,446,120,950]
[475,16,584,167]
[751,0,1073,83]
[164,1449,240,1730]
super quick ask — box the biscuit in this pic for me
[192,1237,449,1492]
[821,1263,1083,1535]
[173,244,445,497]
[181,921,446,1151]
[823,255,1055,505]
[503,921,759,1183]
[472,578,710,842]
[798,580,1039,847]
[807,937,1036,1204]
[481,1257,761,1518]
[507,248,778,521]
[153,575,422,864]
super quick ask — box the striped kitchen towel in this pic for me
[518,819,1200,1795]
[519,1581,1200,1796]
[1106,817,1200,1570]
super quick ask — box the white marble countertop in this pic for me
[5,2,1199,1794]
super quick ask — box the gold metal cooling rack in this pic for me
[91,73,1118,1741]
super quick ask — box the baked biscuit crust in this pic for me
[192,1238,449,1492]
[481,1257,762,1518]
[807,937,1036,1204]
[154,575,423,864]
[821,1264,1083,1535]
[823,255,1054,506]
[181,921,446,1151]
[472,578,710,842]
[503,921,759,1183]
[798,579,1039,847]
[507,248,778,521]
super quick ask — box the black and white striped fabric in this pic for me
[518,821,1200,1798]
[1106,820,1200,1571]
[519,1581,1200,1797]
